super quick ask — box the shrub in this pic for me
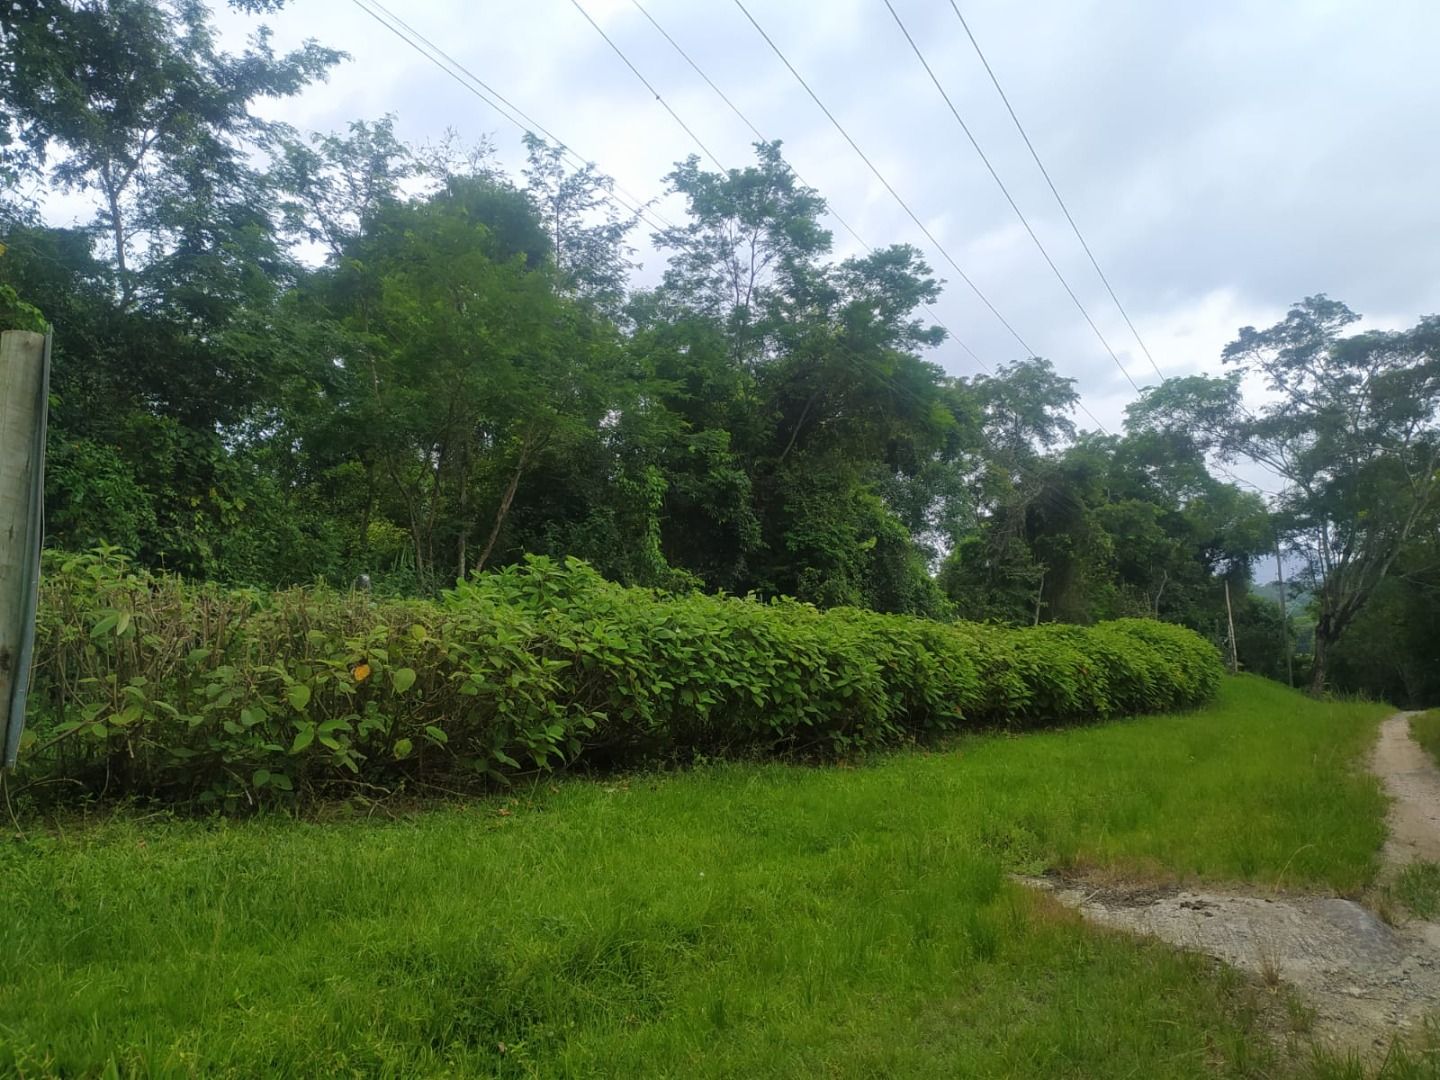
[12,550,1224,810]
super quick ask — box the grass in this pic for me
[1392,862,1440,920]
[1410,709,1440,769]
[0,676,1393,1077]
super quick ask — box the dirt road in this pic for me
[1374,712,1440,868]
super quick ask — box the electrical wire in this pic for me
[340,0,1276,472]
[731,0,1036,359]
[349,0,674,232]
[353,0,970,432]
[627,0,1126,441]
[625,0,992,378]
[948,0,1166,381]
[881,0,1141,393]
[567,0,727,172]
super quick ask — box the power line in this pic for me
[567,0,726,172]
[360,0,1121,441]
[630,0,766,145]
[352,0,996,432]
[948,0,1166,382]
[349,0,674,233]
[625,0,1117,432]
[881,0,1141,394]
[731,0,1037,359]
[725,0,1115,435]
[564,0,996,425]
[625,0,992,379]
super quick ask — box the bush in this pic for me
[12,550,1224,810]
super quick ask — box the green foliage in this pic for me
[13,0,1432,690]
[0,281,45,332]
[1327,531,1440,705]
[17,550,1222,809]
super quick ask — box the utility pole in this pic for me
[1,330,50,768]
[1223,579,1240,675]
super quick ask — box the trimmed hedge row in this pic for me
[14,551,1223,808]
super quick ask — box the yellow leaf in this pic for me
[353,663,372,682]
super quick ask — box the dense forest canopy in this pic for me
[3,0,1438,699]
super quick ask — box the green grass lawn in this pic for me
[1411,709,1440,768]
[0,677,1394,1077]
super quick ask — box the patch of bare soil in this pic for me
[1024,711,1440,1058]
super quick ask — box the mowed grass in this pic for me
[0,677,1391,1078]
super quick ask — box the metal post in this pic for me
[1,329,50,767]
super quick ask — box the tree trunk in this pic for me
[101,172,132,308]
[1309,626,1329,697]
[457,446,469,583]
[475,443,531,575]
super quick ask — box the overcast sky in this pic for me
[198,0,1440,453]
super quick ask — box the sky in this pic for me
[186,0,1440,472]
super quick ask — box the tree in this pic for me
[0,0,340,313]
[1128,296,1440,692]
[522,134,637,316]
[273,115,414,258]
[648,143,961,610]
[0,0,343,579]
[309,175,626,585]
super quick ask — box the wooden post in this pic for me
[1223,579,1239,675]
[1,330,49,767]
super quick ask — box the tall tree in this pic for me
[310,175,625,585]
[0,0,341,576]
[0,0,340,313]
[522,134,637,317]
[1128,296,1440,692]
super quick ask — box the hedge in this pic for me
[10,551,1223,809]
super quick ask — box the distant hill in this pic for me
[1252,581,1315,611]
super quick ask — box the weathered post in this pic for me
[1,330,50,767]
